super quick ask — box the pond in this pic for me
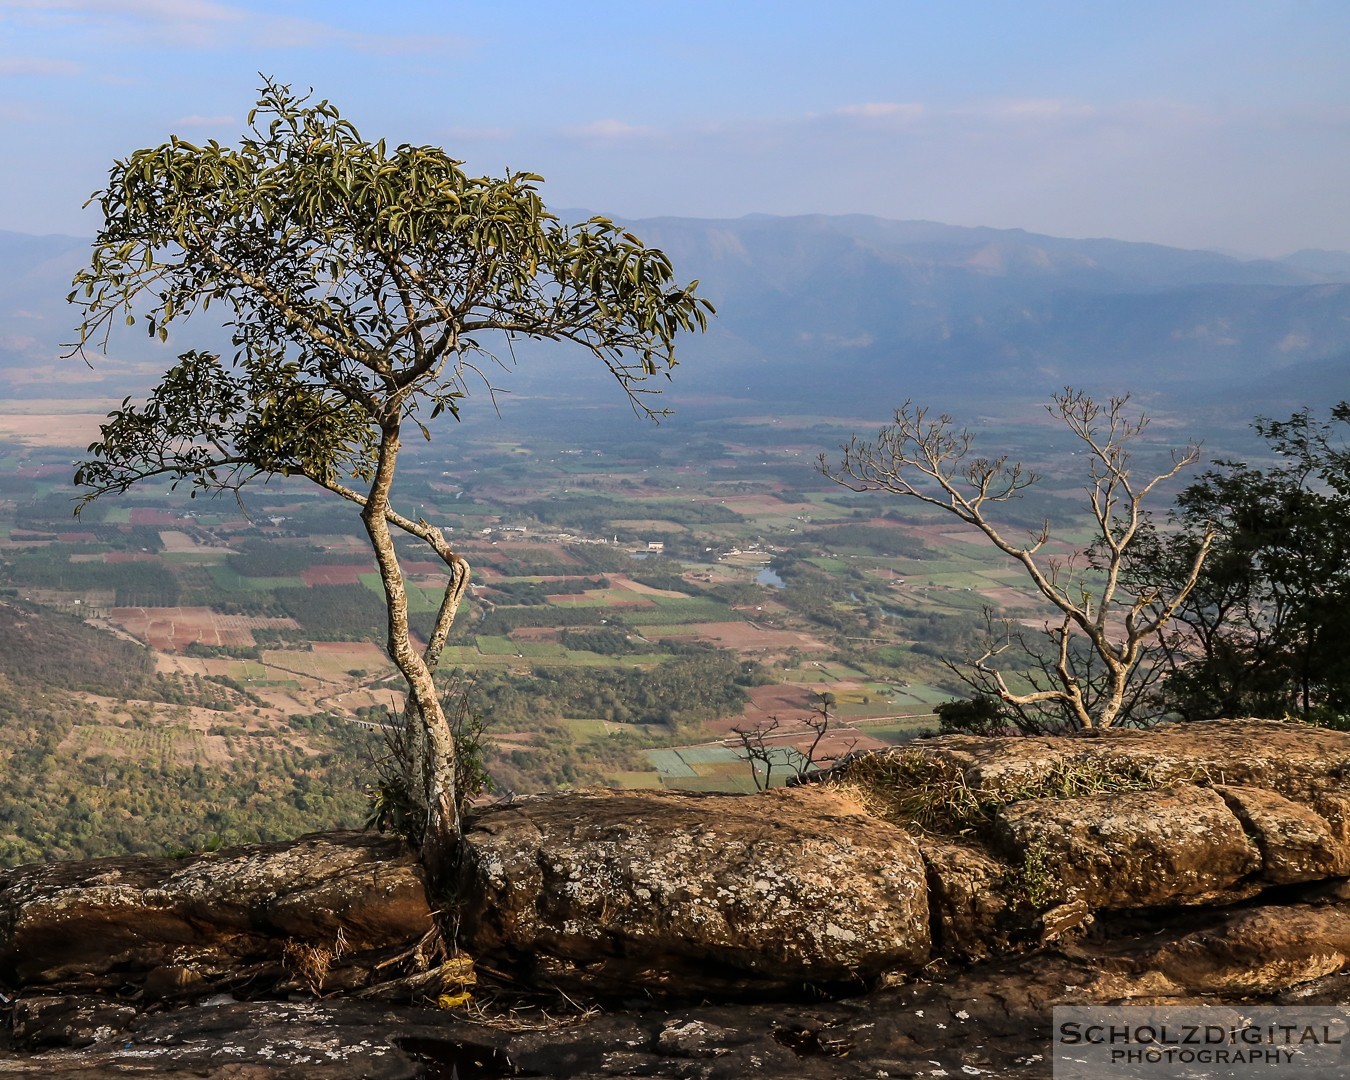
[755,567,785,589]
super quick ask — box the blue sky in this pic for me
[1,0,1347,255]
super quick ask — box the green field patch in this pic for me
[227,660,270,681]
[160,550,231,565]
[260,647,383,680]
[641,596,734,623]
[689,759,751,779]
[891,683,954,705]
[779,669,830,686]
[814,662,869,681]
[832,695,904,716]
[478,636,534,656]
[210,564,296,591]
[439,646,487,665]
[520,641,570,658]
[853,719,930,744]
[805,557,846,572]
[644,744,755,785]
[852,680,953,710]
[921,571,994,589]
[556,718,610,740]
[645,748,696,778]
[828,689,868,706]
[675,745,741,765]
[359,573,441,612]
[546,589,649,608]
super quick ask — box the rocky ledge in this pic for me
[0,719,1346,1077]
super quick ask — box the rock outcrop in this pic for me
[0,831,441,999]
[0,718,1345,1077]
[827,718,1350,951]
[456,785,930,994]
[448,718,1350,990]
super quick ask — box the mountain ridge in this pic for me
[3,218,1347,423]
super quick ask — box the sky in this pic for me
[1,0,1347,257]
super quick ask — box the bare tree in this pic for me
[821,390,1215,730]
[732,692,855,788]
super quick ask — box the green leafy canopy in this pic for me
[70,77,713,502]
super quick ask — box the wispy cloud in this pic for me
[0,55,80,76]
[969,98,1099,122]
[832,102,925,121]
[1,0,470,54]
[562,119,657,140]
[823,97,1106,130]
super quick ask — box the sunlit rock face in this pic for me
[456,785,932,995]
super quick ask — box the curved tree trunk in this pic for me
[360,426,460,889]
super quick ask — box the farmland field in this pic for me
[0,402,1160,815]
[109,607,300,650]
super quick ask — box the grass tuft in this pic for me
[826,748,1163,834]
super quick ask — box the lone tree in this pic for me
[822,390,1214,730]
[68,80,711,870]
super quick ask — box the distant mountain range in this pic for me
[4,217,1348,424]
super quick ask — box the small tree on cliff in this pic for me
[68,80,711,869]
[1129,403,1350,723]
[821,391,1214,730]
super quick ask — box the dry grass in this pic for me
[827,749,1164,835]
[448,983,601,1031]
[283,927,347,995]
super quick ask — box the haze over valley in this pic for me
[5,217,1350,459]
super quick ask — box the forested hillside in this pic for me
[0,599,378,863]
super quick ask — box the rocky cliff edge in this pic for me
[0,718,1346,1077]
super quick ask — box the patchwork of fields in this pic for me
[0,413,1098,798]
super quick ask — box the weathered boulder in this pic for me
[830,719,1350,933]
[1081,719,1350,801]
[1218,784,1350,883]
[1139,902,1350,995]
[995,785,1262,909]
[843,719,1350,807]
[457,786,932,994]
[0,831,435,997]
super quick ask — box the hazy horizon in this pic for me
[1,1,1347,258]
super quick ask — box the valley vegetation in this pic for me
[0,393,1346,864]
